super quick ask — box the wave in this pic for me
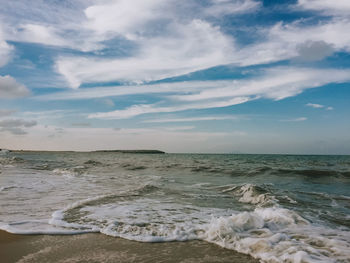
[0,156,25,165]
[205,207,350,262]
[275,168,347,178]
[187,164,350,179]
[83,160,103,166]
[52,166,87,178]
[44,185,350,262]
[2,191,349,263]
[120,163,147,171]
[220,184,277,206]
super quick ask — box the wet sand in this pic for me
[0,230,258,263]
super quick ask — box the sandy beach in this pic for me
[0,230,258,263]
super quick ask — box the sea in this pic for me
[0,150,349,262]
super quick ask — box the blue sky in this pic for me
[0,0,349,154]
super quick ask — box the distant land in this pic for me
[6,149,165,154]
[94,150,165,154]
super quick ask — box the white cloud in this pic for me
[37,66,350,120]
[40,66,350,102]
[0,27,13,67]
[269,19,350,53]
[88,97,250,119]
[204,0,261,17]
[297,0,350,15]
[2,0,350,90]
[306,103,324,108]
[56,19,235,88]
[281,117,307,122]
[232,18,350,67]
[3,0,348,89]
[17,24,67,46]
[0,1,102,52]
[56,16,350,88]
[35,81,216,101]
[84,0,166,38]
[0,75,30,98]
[306,103,334,110]
[143,116,239,123]
[171,67,350,101]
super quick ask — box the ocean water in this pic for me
[0,151,349,262]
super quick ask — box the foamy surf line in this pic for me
[1,193,349,263]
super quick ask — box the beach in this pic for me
[0,230,258,263]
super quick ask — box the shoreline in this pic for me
[0,230,258,263]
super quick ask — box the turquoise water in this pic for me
[0,151,349,262]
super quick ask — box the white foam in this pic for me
[38,189,349,262]
[52,168,77,179]
[1,189,349,263]
[0,221,93,235]
[222,184,277,205]
[205,207,350,263]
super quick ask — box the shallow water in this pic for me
[0,151,349,262]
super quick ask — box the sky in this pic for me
[0,0,350,154]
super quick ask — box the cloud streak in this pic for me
[306,103,333,110]
[36,66,350,120]
[143,116,240,123]
[88,97,250,119]
[281,117,307,122]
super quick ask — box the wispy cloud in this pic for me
[88,97,250,119]
[143,116,239,123]
[297,0,350,15]
[204,0,261,17]
[2,0,350,89]
[37,67,350,102]
[281,117,308,122]
[35,66,349,120]
[56,19,235,88]
[306,103,334,110]
[306,103,323,108]
[171,67,350,102]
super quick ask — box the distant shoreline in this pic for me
[6,149,166,154]
[94,150,165,154]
